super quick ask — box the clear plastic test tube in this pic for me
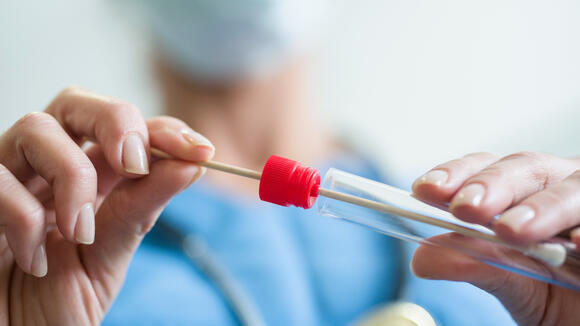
[316,168,580,291]
[149,148,580,292]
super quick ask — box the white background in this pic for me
[1,0,579,186]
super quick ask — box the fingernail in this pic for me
[451,183,485,208]
[31,244,47,277]
[187,167,207,188]
[182,129,215,152]
[415,170,448,187]
[75,204,95,245]
[496,205,535,233]
[123,133,149,175]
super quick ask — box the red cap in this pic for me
[259,155,321,209]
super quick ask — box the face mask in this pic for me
[144,0,328,83]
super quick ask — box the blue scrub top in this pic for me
[103,154,514,325]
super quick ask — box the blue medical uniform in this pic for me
[103,154,514,325]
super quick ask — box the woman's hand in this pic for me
[411,152,580,325]
[0,87,214,325]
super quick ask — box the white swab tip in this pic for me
[526,243,567,267]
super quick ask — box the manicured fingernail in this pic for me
[415,170,448,187]
[75,204,95,245]
[187,167,207,188]
[182,129,215,153]
[496,205,535,233]
[31,244,47,277]
[451,183,485,208]
[123,133,149,175]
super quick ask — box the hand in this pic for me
[410,152,580,325]
[0,87,215,325]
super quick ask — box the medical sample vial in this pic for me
[257,155,580,291]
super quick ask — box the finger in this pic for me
[0,112,97,244]
[147,116,215,162]
[45,87,150,176]
[84,144,123,205]
[447,152,577,225]
[81,159,204,302]
[412,152,499,204]
[411,234,548,325]
[0,164,47,277]
[494,170,580,244]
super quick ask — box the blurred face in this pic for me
[144,0,327,84]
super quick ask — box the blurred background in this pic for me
[1,0,579,186]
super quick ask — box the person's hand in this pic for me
[0,87,214,325]
[410,152,580,325]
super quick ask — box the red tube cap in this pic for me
[259,155,321,209]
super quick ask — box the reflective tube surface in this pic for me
[317,168,580,291]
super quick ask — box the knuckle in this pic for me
[462,152,497,160]
[530,167,551,189]
[13,205,45,230]
[14,112,57,132]
[104,101,141,121]
[101,101,144,138]
[11,113,60,149]
[436,152,498,173]
[503,152,554,187]
[60,158,97,185]
[503,151,544,163]
[474,165,506,181]
[434,158,466,171]
[58,85,84,97]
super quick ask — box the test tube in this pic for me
[316,167,580,291]
[149,148,580,291]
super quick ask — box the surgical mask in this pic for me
[144,0,328,83]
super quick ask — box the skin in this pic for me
[0,87,214,325]
[0,53,334,324]
[4,69,579,324]
[411,152,580,325]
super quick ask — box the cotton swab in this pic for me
[149,147,572,268]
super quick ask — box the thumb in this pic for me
[411,233,550,325]
[81,158,203,304]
